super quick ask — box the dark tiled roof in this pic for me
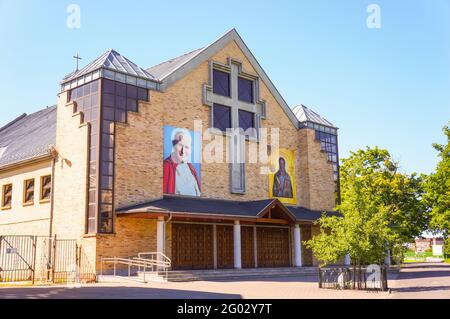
[117,196,275,218]
[146,48,204,81]
[117,196,339,222]
[289,206,341,221]
[0,105,56,168]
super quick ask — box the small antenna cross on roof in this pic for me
[73,53,82,71]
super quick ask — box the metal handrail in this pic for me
[138,252,171,264]
[136,252,171,280]
[100,255,171,283]
[132,257,170,268]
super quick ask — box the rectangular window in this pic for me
[213,103,231,132]
[238,110,255,133]
[40,175,52,202]
[23,179,34,205]
[238,77,254,103]
[1,184,12,209]
[213,69,230,97]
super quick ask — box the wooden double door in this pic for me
[172,223,214,270]
[171,223,235,270]
[210,225,256,269]
[241,226,291,268]
[257,227,291,267]
[172,223,291,270]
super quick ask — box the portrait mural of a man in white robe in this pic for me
[163,126,201,197]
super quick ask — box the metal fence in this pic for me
[0,235,96,284]
[0,235,38,283]
[318,265,388,291]
[52,239,77,283]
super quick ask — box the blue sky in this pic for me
[0,0,449,174]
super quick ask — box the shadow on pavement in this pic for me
[200,276,318,283]
[391,285,450,293]
[0,286,242,299]
[395,270,450,280]
[401,263,450,270]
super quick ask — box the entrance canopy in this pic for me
[116,195,339,224]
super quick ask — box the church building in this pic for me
[0,29,340,272]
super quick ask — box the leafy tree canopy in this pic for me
[307,147,428,266]
[425,123,450,236]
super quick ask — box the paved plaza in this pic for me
[0,263,449,299]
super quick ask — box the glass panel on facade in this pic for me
[315,129,340,203]
[213,69,230,97]
[103,93,115,107]
[116,96,126,109]
[116,82,127,97]
[238,109,255,132]
[238,77,253,103]
[127,99,137,112]
[137,88,148,101]
[213,103,231,132]
[127,85,137,99]
[115,109,126,123]
[69,78,149,234]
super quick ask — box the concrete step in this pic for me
[98,274,167,284]
[166,273,317,282]
[166,267,317,274]
[100,266,400,283]
[137,267,319,282]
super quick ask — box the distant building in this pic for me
[412,237,444,253]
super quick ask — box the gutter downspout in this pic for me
[47,145,57,281]
[166,212,173,224]
[48,146,57,238]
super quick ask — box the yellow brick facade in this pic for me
[114,40,336,211]
[52,94,90,240]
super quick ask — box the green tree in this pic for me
[424,123,450,236]
[307,147,427,266]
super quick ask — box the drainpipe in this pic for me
[48,145,57,238]
[47,145,57,280]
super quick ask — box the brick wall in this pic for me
[52,92,90,240]
[114,100,163,209]
[298,129,336,212]
[95,216,173,271]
